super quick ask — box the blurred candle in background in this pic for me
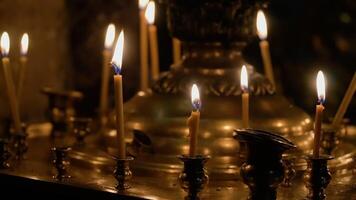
[139,0,149,91]
[172,38,181,64]
[1,32,22,134]
[256,10,276,88]
[145,1,159,81]
[100,24,115,127]
[241,65,249,128]
[17,33,29,105]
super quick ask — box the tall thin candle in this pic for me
[332,72,356,128]
[313,70,326,158]
[1,32,22,134]
[172,38,181,64]
[187,84,201,157]
[111,30,126,159]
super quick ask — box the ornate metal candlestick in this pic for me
[233,129,296,200]
[178,155,209,200]
[321,127,339,155]
[100,0,314,178]
[69,117,92,145]
[281,154,297,187]
[0,139,11,168]
[52,147,72,180]
[10,123,28,159]
[42,87,83,137]
[113,156,134,190]
[304,155,333,200]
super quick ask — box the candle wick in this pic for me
[111,62,121,75]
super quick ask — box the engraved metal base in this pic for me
[178,155,209,200]
[113,156,134,190]
[11,132,28,159]
[304,155,333,200]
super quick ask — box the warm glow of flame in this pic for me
[191,84,201,110]
[240,65,248,92]
[145,1,155,25]
[111,30,124,74]
[1,32,10,57]
[316,70,326,104]
[105,24,116,49]
[139,0,149,9]
[256,10,268,40]
[21,33,29,55]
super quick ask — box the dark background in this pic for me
[0,0,354,132]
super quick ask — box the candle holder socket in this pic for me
[69,117,92,145]
[233,129,296,200]
[303,155,333,200]
[0,139,11,168]
[178,155,210,200]
[52,147,72,180]
[113,156,134,190]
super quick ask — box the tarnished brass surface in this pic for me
[0,123,355,199]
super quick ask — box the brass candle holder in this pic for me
[233,129,296,200]
[52,146,72,180]
[178,155,209,200]
[281,154,297,187]
[10,123,28,159]
[113,156,134,190]
[304,155,333,200]
[0,139,11,169]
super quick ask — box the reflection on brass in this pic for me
[41,87,83,137]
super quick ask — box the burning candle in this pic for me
[187,84,201,157]
[332,72,356,128]
[139,0,149,90]
[145,1,160,81]
[1,32,22,134]
[17,33,29,103]
[256,10,276,88]
[111,30,126,159]
[313,70,326,158]
[172,37,181,64]
[241,65,249,128]
[100,24,115,126]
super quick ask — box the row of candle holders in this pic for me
[0,120,336,200]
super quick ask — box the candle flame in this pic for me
[256,10,268,40]
[0,32,10,57]
[139,0,149,9]
[145,1,155,25]
[191,84,201,111]
[240,65,248,92]
[316,70,326,104]
[111,30,124,75]
[105,24,116,49]
[21,33,29,56]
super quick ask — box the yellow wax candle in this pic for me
[313,71,326,158]
[187,84,201,157]
[332,72,356,128]
[100,24,115,126]
[1,32,22,133]
[256,10,276,88]
[145,1,160,81]
[240,65,249,128]
[139,0,149,91]
[111,30,126,159]
[172,38,181,64]
[17,33,29,103]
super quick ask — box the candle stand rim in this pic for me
[178,154,211,160]
[51,146,72,152]
[112,155,134,161]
